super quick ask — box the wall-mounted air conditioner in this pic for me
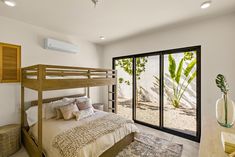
[44,38,79,54]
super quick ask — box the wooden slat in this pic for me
[41,78,116,91]
[22,79,40,90]
[43,64,114,72]
[22,78,117,91]
[22,65,38,70]
[45,72,115,77]
[24,72,114,76]
[30,94,86,106]
[45,69,115,73]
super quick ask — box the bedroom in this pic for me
[0,0,235,157]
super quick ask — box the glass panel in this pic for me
[164,51,197,136]
[115,58,133,120]
[135,56,160,126]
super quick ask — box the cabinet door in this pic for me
[0,43,21,83]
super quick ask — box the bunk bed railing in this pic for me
[22,64,116,79]
[21,64,117,91]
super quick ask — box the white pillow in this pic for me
[62,97,76,103]
[73,108,94,121]
[76,97,92,106]
[26,105,45,127]
[63,96,88,103]
[45,99,69,120]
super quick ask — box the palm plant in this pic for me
[167,52,197,108]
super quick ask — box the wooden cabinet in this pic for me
[0,43,21,83]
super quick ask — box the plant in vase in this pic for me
[215,74,235,128]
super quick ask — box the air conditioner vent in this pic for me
[44,38,79,54]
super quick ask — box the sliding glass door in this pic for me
[163,52,198,136]
[113,46,201,142]
[135,55,160,126]
[114,58,133,120]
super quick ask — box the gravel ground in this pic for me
[117,101,196,136]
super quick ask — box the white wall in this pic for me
[0,16,102,126]
[102,13,235,157]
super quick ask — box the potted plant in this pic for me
[215,74,235,128]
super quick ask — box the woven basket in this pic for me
[0,124,21,157]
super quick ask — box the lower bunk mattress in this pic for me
[29,110,138,157]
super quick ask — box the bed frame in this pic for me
[21,64,134,157]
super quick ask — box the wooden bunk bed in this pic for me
[21,64,134,157]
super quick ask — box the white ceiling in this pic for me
[0,0,235,44]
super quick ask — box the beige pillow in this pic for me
[73,111,82,121]
[60,102,79,120]
[73,108,95,121]
[55,108,63,120]
[45,99,66,120]
[76,101,92,110]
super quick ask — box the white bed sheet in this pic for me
[30,110,138,157]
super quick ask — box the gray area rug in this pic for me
[116,133,183,157]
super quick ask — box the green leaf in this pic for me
[116,57,148,85]
[175,59,184,84]
[215,74,229,94]
[184,52,194,61]
[168,54,176,79]
[184,58,196,77]
[125,80,130,85]
[188,71,196,84]
[118,78,124,84]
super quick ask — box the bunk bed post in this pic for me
[37,65,45,157]
[85,87,90,98]
[87,70,90,98]
[21,68,25,128]
[38,90,43,157]
[21,85,25,128]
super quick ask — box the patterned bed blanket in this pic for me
[52,113,134,157]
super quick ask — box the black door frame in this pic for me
[112,45,201,142]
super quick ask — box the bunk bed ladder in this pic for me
[108,85,117,113]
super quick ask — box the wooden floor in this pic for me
[11,123,199,157]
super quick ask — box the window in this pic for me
[113,46,201,142]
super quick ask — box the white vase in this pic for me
[216,94,235,128]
